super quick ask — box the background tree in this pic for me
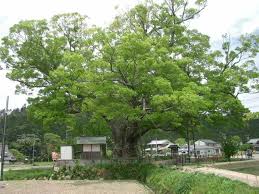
[9,149,25,162]
[43,133,63,161]
[175,138,186,146]
[16,134,40,162]
[222,135,241,161]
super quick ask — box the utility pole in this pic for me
[32,139,35,165]
[1,96,9,181]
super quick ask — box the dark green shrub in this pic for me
[51,162,152,181]
[50,162,259,194]
[9,149,25,162]
[145,167,259,194]
[4,168,52,180]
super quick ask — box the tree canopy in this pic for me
[1,0,258,158]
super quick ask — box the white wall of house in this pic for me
[196,148,217,156]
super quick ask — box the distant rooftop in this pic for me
[197,139,217,144]
[247,138,259,144]
[76,137,106,145]
[147,139,172,145]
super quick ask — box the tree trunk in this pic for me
[111,122,139,159]
[186,127,190,163]
[113,134,139,159]
[192,128,197,160]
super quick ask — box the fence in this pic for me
[149,154,224,166]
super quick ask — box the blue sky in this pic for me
[0,0,259,111]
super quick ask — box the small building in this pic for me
[76,137,107,160]
[195,139,221,155]
[179,145,220,157]
[168,144,179,157]
[0,144,16,163]
[194,145,219,156]
[247,138,259,152]
[145,139,175,156]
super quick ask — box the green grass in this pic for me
[227,166,259,176]
[216,160,259,176]
[33,161,54,166]
[147,167,259,194]
[4,168,53,180]
[3,163,259,194]
[52,163,259,194]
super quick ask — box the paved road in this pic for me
[0,180,153,194]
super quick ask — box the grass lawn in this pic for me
[33,161,54,166]
[227,166,259,176]
[216,160,259,176]
[4,168,52,180]
[2,164,259,193]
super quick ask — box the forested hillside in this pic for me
[0,107,258,161]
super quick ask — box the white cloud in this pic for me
[191,0,259,42]
[0,70,27,109]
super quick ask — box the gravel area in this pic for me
[0,180,153,194]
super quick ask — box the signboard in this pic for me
[60,146,73,160]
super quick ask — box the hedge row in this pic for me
[4,168,52,180]
[50,162,151,181]
[51,163,259,194]
[5,163,259,194]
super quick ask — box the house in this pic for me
[76,137,107,160]
[145,139,175,156]
[195,139,218,147]
[247,138,259,152]
[178,139,222,156]
[195,139,221,155]
[179,145,220,157]
[193,145,219,156]
[0,144,16,163]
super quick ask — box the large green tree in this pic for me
[1,1,258,158]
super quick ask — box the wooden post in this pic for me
[90,144,92,160]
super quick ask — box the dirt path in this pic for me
[183,166,259,187]
[0,180,153,194]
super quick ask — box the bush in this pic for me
[51,162,259,194]
[4,168,52,180]
[240,144,253,151]
[50,162,152,181]
[9,163,258,193]
[9,149,25,162]
[222,136,241,161]
[146,167,259,194]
